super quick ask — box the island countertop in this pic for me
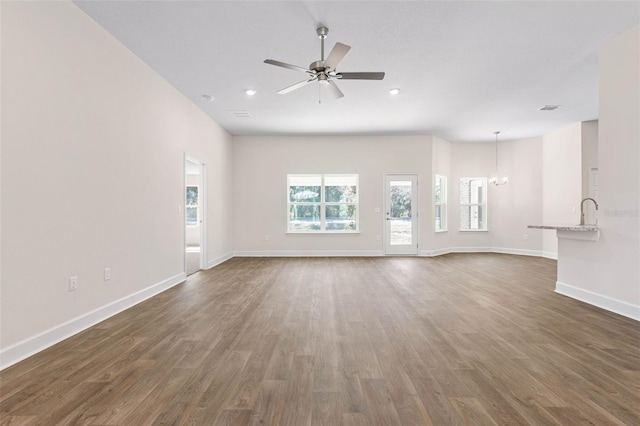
[527,224,599,231]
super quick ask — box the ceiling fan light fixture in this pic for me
[245,89,257,96]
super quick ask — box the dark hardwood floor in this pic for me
[1,254,639,425]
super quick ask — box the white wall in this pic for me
[232,135,433,255]
[490,137,544,254]
[581,120,599,223]
[1,1,233,367]
[448,142,495,249]
[581,120,599,199]
[542,123,583,257]
[429,138,543,255]
[430,136,452,252]
[557,26,640,320]
[233,134,545,258]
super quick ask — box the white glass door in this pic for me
[384,174,418,255]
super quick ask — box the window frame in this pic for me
[459,177,488,232]
[434,175,448,232]
[185,185,199,227]
[287,174,359,234]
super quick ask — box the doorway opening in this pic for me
[185,156,205,275]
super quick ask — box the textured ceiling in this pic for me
[74,1,639,142]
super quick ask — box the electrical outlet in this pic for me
[264,235,270,241]
[69,276,78,292]
[376,234,381,241]
[524,234,529,240]
[104,267,111,281]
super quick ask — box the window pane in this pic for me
[186,207,198,226]
[460,178,484,204]
[325,176,357,203]
[289,187,321,202]
[287,174,359,233]
[435,176,444,204]
[390,219,412,245]
[435,205,442,231]
[186,186,198,206]
[325,205,357,231]
[289,176,321,202]
[289,205,321,231]
[390,182,412,219]
[471,179,484,204]
[460,205,485,230]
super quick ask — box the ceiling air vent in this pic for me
[229,110,251,118]
[539,105,560,111]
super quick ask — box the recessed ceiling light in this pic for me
[201,94,214,101]
[389,88,401,95]
[540,104,560,111]
[245,89,257,96]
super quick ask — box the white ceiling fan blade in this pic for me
[324,42,351,70]
[337,72,385,80]
[326,80,344,98]
[264,59,312,74]
[277,77,318,94]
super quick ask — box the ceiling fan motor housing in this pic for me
[309,60,326,72]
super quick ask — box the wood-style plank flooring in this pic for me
[1,254,639,425]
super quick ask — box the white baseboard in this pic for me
[556,281,640,321]
[233,250,384,257]
[419,247,491,256]
[0,272,186,371]
[492,247,544,257]
[419,247,543,257]
[207,252,233,269]
[419,247,452,257]
[543,251,558,260]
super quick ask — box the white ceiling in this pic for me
[74,1,639,143]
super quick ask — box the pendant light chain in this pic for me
[491,131,508,186]
[495,131,499,178]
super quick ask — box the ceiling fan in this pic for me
[264,26,385,99]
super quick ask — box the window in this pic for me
[435,175,447,232]
[288,174,358,233]
[459,177,487,231]
[186,185,199,226]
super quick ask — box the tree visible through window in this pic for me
[288,175,358,233]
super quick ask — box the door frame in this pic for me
[384,173,419,255]
[184,154,207,274]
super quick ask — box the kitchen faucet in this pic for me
[580,198,599,225]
